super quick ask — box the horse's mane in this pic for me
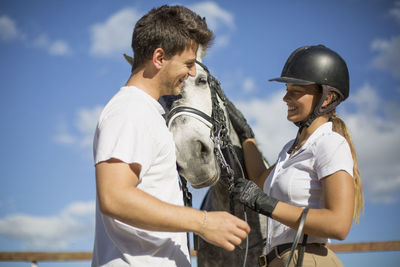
[159,95,182,112]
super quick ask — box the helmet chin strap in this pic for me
[288,112,317,154]
[288,85,343,154]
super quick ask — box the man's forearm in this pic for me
[99,185,205,233]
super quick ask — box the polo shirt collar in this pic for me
[301,121,333,150]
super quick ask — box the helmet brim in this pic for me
[268,76,315,85]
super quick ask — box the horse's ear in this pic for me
[123,54,134,66]
[196,45,206,62]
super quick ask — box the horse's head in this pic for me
[167,47,218,188]
[167,46,240,188]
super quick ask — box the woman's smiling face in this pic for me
[283,83,321,123]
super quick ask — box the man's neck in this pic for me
[125,67,161,100]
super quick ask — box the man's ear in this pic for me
[152,48,165,70]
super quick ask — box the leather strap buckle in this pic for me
[258,254,267,267]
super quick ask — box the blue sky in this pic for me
[0,0,399,266]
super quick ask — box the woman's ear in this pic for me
[152,48,165,69]
[322,92,334,108]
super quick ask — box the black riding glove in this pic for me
[225,99,255,143]
[233,178,278,218]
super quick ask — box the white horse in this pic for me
[163,47,267,267]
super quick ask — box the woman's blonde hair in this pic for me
[327,108,364,223]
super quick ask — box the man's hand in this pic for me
[225,99,254,143]
[232,178,279,218]
[197,211,250,251]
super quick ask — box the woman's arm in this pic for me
[242,138,274,188]
[272,170,354,240]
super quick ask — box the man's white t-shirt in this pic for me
[264,122,353,253]
[92,86,190,266]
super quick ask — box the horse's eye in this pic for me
[196,76,207,86]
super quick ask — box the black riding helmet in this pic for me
[269,44,349,128]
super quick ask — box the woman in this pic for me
[228,45,363,267]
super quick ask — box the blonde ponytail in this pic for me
[328,110,364,223]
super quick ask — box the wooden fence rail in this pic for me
[0,241,399,264]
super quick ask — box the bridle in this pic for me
[166,60,241,192]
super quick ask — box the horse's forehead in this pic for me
[196,64,208,75]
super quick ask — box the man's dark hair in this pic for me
[131,5,213,70]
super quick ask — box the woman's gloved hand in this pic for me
[225,99,254,143]
[232,178,278,218]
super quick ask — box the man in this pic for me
[92,5,250,267]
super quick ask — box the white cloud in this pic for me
[343,84,400,203]
[62,201,96,217]
[234,84,400,204]
[90,8,141,57]
[234,91,297,163]
[0,15,24,41]
[54,132,76,145]
[55,106,103,148]
[243,77,255,93]
[190,1,234,31]
[0,201,95,250]
[76,107,103,147]
[220,68,260,96]
[370,0,400,78]
[346,83,379,114]
[213,34,230,48]
[189,1,235,48]
[48,40,71,55]
[389,1,400,24]
[0,14,70,55]
[89,3,234,56]
[33,34,72,56]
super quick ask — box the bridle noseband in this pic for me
[167,106,214,129]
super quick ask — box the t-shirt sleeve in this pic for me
[314,134,354,179]
[94,111,154,178]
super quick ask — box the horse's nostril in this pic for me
[200,142,208,155]
[196,140,210,159]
